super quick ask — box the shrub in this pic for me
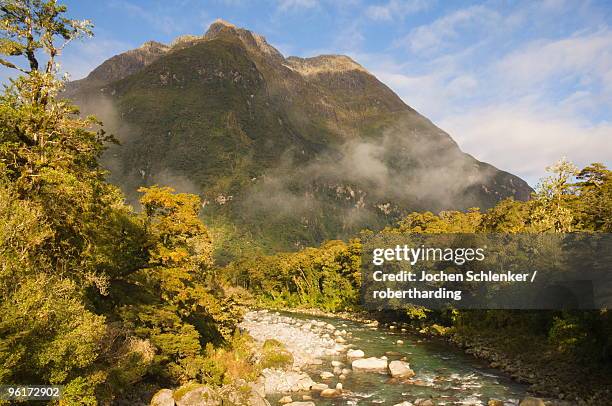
[259,340,293,369]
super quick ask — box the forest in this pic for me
[0,1,611,405]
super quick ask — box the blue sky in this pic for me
[3,0,611,185]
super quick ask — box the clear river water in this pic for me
[269,311,528,406]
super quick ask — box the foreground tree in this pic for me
[1,2,245,403]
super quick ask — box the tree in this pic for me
[574,163,612,231]
[0,0,121,291]
[0,2,247,399]
[1,0,92,95]
[139,185,214,305]
[529,157,579,232]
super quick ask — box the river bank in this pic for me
[150,308,608,405]
[259,306,612,405]
[240,310,532,405]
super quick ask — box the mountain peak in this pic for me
[170,34,201,47]
[285,55,366,75]
[138,40,169,52]
[204,19,285,63]
[205,18,239,39]
[211,18,236,28]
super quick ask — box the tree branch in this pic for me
[0,57,28,73]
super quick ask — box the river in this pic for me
[242,310,528,405]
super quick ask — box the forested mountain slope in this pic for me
[67,19,532,254]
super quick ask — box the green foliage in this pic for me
[173,383,202,401]
[197,332,259,386]
[381,158,612,367]
[259,339,293,370]
[225,239,362,312]
[0,0,92,75]
[0,2,247,403]
[261,339,283,350]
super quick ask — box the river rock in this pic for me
[352,357,388,372]
[150,389,174,406]
[175,386,220,406]
[310,383,329,392]
[394,402,414,406]
[388,360,415,378]
[414,400,434,406]
[519,398,546,406]
[249,379,266,399]
[346,349,365,359]
[247,379,269,406]
[487,400,504,406]
[331,360,344,367]
[262,369,315,393]
[320,371,334,379]
[278,395,292,404]
[320,388,341,398]
[248,392,270,406]
[332,344,347,353]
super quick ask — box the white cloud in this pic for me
[365,0,429,21]
[496,29,612,98]
[365,3,612,185]
[400,5,498,54]
[277,0,319,11]
[440,105,612,184]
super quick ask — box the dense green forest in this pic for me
[0,2,256,403]
[1,1,611,405]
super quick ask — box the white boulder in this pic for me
[351,357,388,372]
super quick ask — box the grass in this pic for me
[260,339,294,370]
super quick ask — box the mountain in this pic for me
[66,19,532,258]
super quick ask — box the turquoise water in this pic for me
[273,312,527,405]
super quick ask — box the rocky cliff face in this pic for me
[67,19,532,256]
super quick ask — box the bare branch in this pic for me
[0,57,27,72]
